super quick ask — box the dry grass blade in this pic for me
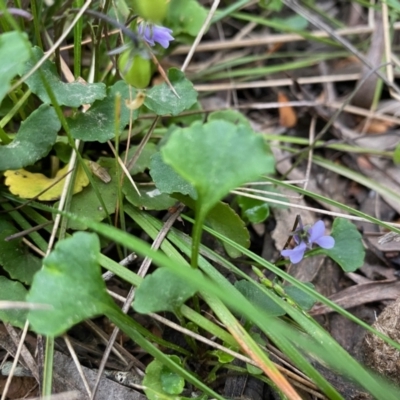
[281,0,400,97]
[378,231,400,245]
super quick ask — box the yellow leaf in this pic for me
[4,162,90,201]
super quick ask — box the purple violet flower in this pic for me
[281,220,335,264]
[138,23,174,49]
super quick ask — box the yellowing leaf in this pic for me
[4,162,90,201]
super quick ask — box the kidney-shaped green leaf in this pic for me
[322,218,365,272]
[161,120,275,216]
[0,104,60,171]
[144,68,198,116]
[27,232,115,336]
[22,47,106,107]
[0,31,30,104]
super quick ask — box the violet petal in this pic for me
[281,242,307,264]
[308,220,325,243]
[138,24,174,49]
[152,26,174,48]
[315,235,335,249]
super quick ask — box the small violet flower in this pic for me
[138,22,174,49]
[281,220,335,264]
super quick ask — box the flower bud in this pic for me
[118,51,151,89]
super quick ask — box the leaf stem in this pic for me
[190,206,206,269]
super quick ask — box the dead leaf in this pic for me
[0,376,37,399]
[277,91,297,128]
[310,279,400,315]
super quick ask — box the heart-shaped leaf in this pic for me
[27,232,115,336]
[161,119,274,217]
[322,218,365,272]
[0,104,60,171]
[144,68,197,116]
[22,47,106,107]
[0,31,30,104]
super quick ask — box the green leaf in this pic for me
[63,158,118,230]
[0,276,28,328]
[0,31,30,104]
[165,0,207,36]
[122,143,158,175]
[205,201,250,258]
[259,0,283,12]
[53,141,72,163]
[0,219,42,285]
[123,183,176,211]
[160,356,185,395]
[27,232,115,336]
[168,101,205,126]
[285,283,316,311]
[0,104,60,171]
[234,280,285,317]
[177,195,250,258]
[68,80,138,142]
[322,218,365,272]
[210,345,235,364]
[133,268,201,313]
[150,152,197,199]
[22,47,106,107]
[144,69,197,116]
[270,15,308,30]
[237,195,270,224]
[143,356,185,399]
[161,120,275,217]
[208,109,251,129]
